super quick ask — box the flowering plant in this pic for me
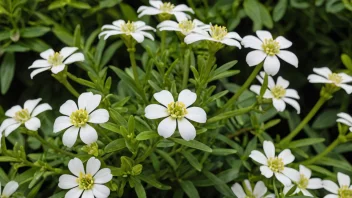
[1,0,352,198]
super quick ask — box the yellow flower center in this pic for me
[338,185,352,198]
[77,172,94,190]
[262,39,280,56]
[120,21,136,34]
[271,85,286,99]
[210,25,228,41]
[178,20,195,34]
[267,157,284,172]
[297,174,309,189]
[160,2,175,12]
[70,109,89,127]
[328,73,343,84]
[48,52,64,66]
[14,109,30,123]
[167,101,188,119]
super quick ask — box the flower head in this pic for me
[137,0,194,21]
[0,181,19,198]
[323,172,352,198]
[283,165,323,197]
[336,112,352,132]
[53,92,109,148]
[157,19,209,36]
[58,157,112,198]
[307,67,352,94]
[242,30,298,76]
[231,180,274,198]
[184,24,242,48]
[0,99,52,136]
[145,89,207,141]
[99,20,156,43]
[250,72,300,114]
[249,140,296,186]
[28,47,84,79]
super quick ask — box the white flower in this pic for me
[28,47,84,79]
[53,92,109,148]
[58,157,112,198]
[231,180,275,198]
[283,165,323,197]
[242,30,298,76]
[322,172,352,198]
[0,181,19,198]
[145,89,207,141]
[99,20,156,43]
[137,0,194,21]
[307,67,352,94]
[336,112,352,132]
[157,19,209,36]
[184,24,242,48]
[250,72,300,114]
[0,99,52,136]
[249,140,296,186]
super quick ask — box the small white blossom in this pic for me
[242,30,298,76]
[137,0,194,21]
[28,47,84,79]
[145,89,207,141]
[53,92,109,148]
[231,180,275,198]
[0,99,52,136]
[249,140,296,186]
[323,172,352,198]
[307,67,352,94]
[250,72,300,114]
[157,19,209,36]
[283,165,323,197]
[0,181,19,198]
[99,20,156,43]
[59,157,112,198]
[184,24,242,48]
[336,112,352,132]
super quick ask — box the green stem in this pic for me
[182,49,190,89]
[280,97,327,145]
[128,49,148,104]
[161,31,166,52]
[53,74,79,97]
[66,72,95,88]
[219,62,263,113]
[303,138,341,165]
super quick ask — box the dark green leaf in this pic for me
[170,138,212,152]
[0,53,15,94]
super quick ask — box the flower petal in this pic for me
[92,184,110,198]
[301,189,313,197]
[249,150,268,165]
[0,118,17,133]
[282,167,300,182]
[157,117,176,138]
[53,116,73,133]
[253,181,267,198]
[272,98,286,112]
[64,187,83,198]
[282,97,301,114]
[275,172,292,186]
[173,12,190,22]
[112,19,125,27]
[78,92,94,110]
[313,67,332,78]
[89,109,109,124]
[338,172,351,187]
[60,100,78,116]
[40,49,55,59]
[28,60,51,68]
[185,107,206,123]
[337,112,352,125]
[154,90,174,107]
[86,157,101,176]
[220,38,241,48]
[249,85,261,95]
[149,0,163,8]
[285,89,300,99]
[184,33,211,44]
[5,105,22,117]
[307,178,323,189]
[85,94,102,114]
[260,166,273,178]
[323,195,338,198]
[145,104,169,119]
[4,123,21,137]
[339,73,352,83]
[157,20,179,28]
[51,64,66,74]
[278,149,295,165]
[241,35,263,50]
[338,84,352,94]
[137,7,162,18]
[256,30,272,42]
[178,89,197,107]
[131,33,145,43]
[139,31,154,41]
[68,158,85,177]
[231,183,246,198]
[24,98,42,114]
[62,126,79,148]
[225,32,242,41]
[264,55,280,76]
[2,181,19,197]
[80,124,98,145]
[337,118,352,127]
[277,76,290,88]
[275,36,292,49]
[24,117,41,131]
[263,140,275,158]
[322,180,339,194]
[177,118,196,141]
[299,165,311,179]
[30,67,51,79]
[60,47,78,60]
[244,180,253,193]
[246,50,267,66]
[173,4,194,13]
[99,30,123,40]
[82,190,94,198]
[101,24,120,31]
[31,103,52,117]
[277,50,298,68]
[94,168,112,184]
[58,174,78,189]
[307,74,330,84]
[63,53,84,65]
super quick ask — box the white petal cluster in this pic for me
[242,30,298,76]
[336,112,352,132]
[283,165,323,197]
[249,141,296,186]
[184,24,242,48]
[137,0,194,21]
[0,181,19,198]
[99,20,156,43]
[250,72,300,114]
[307,67,352,94]
[53,92,109,148]
[231,180,274,198]
[145,89,206,141]
[58,157,112,198]
[0,99,52,136]
[157,19,209,36]
[28,47,84,79]
[323,172,352,198]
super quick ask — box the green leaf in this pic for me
[243,137,257,157]
[20,27,50,38]
[136,131,159,141]
[27,180,44,198]
[156,149,177,170]
[19,38,51,52]
[306,165,336,178]
[182,151,202,171]
[179,180,200,198]
[202,171,234,197]
[243,0,262,31]
[0,53,15,94]
[214,60,238,75]
[289,138,325,148]
[316,157,352,171]
[69,1,91,9]
[259,3,273,28]
[101,41,124,67]
[48,1,67,10]
[290,0,310,9]
[0,156,19,162]
[100,122,121,134]
[210,70,240,81]
[52,26,74,46]
[28,171,44,188]
[312,109,339,129]
[133,178,146,198]
[273,0,287,22]
[0,31,10,41]
[73,25,81,48]
[170,138,212,152]
[137,174,171,190]
[341,54,352,70]
[104,138,126,153]
[120,3,137,21]
[211,148,237,156]
[326,0,344,13]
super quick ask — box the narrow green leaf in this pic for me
[273,0,287,22]
[341,54,352,70]
[69,1,91,9]
[52,26,73,46]
[73,25,81,48]
[289,138,325,148]
[170,138,212,152]
[182,151,202,171]
[133,178,146,198]
[243,0,262,30]
[137,174,171,190]
[104,138,126,153]
[156,149,177,170]
[211,148,237,156]
[0,156,20,162]
[179,180,200,198]
[0,53,15,94]
[136,131,159,141]
[20,27,50,38]
[202,171,234,197]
